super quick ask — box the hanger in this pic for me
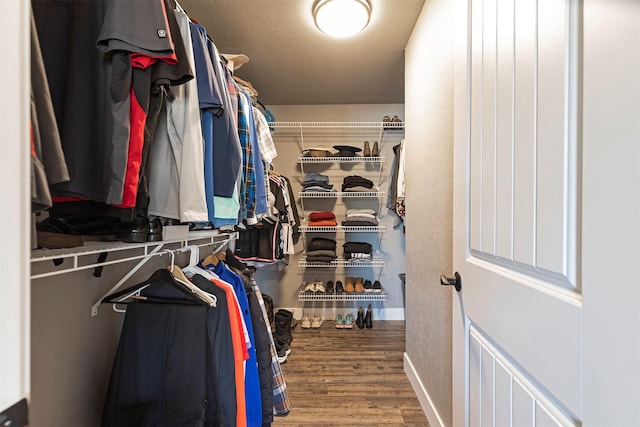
[101,249,216,310]
[169,246,217,307]
[201,250,220,268]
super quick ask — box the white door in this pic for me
[452,0,640,426]
[0,0,31,423]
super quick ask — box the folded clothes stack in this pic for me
[308,211,337,226]
[306,237,337,263]
[343,241,373,260]
[303,172,336,193]
[341,175,374,192]
[342,208,378,227]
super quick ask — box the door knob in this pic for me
[440,272,461,292]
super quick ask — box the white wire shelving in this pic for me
[299,225,385,233]
[30,230,237,280]
[298,191,384,198]
[297,156,385,164]
[298,257,386,268]
[297,291,386,302]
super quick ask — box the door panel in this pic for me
[469,0,577,289]
[469,325,576,427]
[456,0,582,424]
[455,0,640,426]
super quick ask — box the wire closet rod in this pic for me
[90,235,234,317]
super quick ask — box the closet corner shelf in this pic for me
[30,230,238,280]
[299,225,385,233]
[298,191,384,198]
[298,156,385,164]
[298,291,386,302]
[298,257,385,268]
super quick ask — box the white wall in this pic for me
[259,104,407,322]
[403,0,455,425]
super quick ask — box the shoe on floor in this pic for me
[311,314,323,328]
[335,314,345,329]
[300,315,312,329]
[356,307,365,329]
[343,313,355,329]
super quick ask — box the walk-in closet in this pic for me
[5,1,639,426]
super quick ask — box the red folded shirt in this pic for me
[308,211,336,221]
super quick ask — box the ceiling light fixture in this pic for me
[313,0,372,38]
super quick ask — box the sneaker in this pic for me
[372,280,382,292]
[300,315,312,329]
[314,280,326,293]
[303,281,315,293]
[343,313,355,329]
[363,279,373,292]
[311,314,323,328]
[325,280,335,294]
[277,348,288,364]
[335,314,345,329]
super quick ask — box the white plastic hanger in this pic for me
[171,245,217,307]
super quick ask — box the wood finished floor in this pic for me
[272,320,430,427]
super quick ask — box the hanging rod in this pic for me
[89,232,236,317]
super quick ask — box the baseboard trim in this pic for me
[404,352,446,427]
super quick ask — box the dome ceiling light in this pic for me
[313,0,372,38]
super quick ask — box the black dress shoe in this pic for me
[114,217,149,243]
[356,307,365,329]
[364,304,373,329]
[147,217,163,242]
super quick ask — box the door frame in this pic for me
[0,0,31,415]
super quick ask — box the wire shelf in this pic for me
[299,225,385,233]
[30,231,237,280]
[298,257,386,268]
[271,121,404,129]
[298,156,385,164]
[298,292,386,302]
[298,191,384,198]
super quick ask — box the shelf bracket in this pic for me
[91,243,166,317]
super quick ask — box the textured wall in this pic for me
[259,104,407,322]
[404,0,454,425]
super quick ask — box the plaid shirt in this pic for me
[253,106,278,164]
[237,87,257,222]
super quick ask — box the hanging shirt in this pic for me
[210,262,263,427]
[245,97,269,218]
[237,89,257,224]
[147,5,208,221]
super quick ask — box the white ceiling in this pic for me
[178,0,425,105]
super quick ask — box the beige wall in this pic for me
[258,104,407,321]
[404,0,454,425]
